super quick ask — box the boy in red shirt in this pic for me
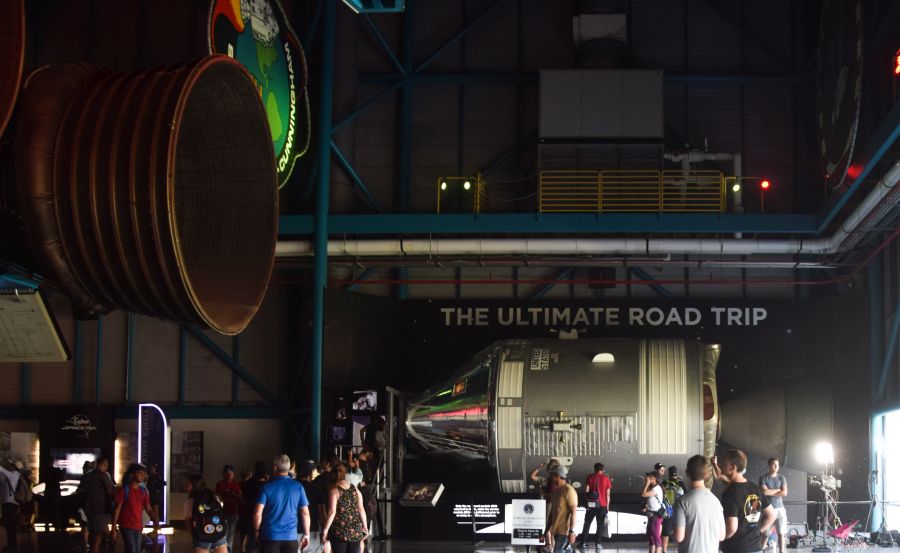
[111,464,158,553]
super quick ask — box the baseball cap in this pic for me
[223,464,235,472]
[296,460,316,478]
[552,465,569,479]
[654,463,665,471]
[127,463,146,474]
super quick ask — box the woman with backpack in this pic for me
[322,462,368,553]
[185,474,228,553]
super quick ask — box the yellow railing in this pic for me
[539,170,725,213]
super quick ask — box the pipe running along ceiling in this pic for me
[277,160,900,264]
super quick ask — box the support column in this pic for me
[311,0,337,460]
[395,0,415,300]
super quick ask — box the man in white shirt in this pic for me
[0,460,21,552]
[674,455,725,553]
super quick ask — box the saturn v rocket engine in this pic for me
[406,339,720,493]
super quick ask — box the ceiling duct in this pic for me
[2,56,278,335]
[573,0,629,69]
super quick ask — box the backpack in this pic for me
[661,478,683,519]
[192,492,228,543]
[13,475,32,504]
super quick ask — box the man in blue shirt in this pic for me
[253,454,310,553]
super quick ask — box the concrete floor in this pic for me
[0,532,888,553]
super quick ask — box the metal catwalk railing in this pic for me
[539,169,725,213]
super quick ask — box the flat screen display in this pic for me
[49,447,100,478]
[353,390,377,412]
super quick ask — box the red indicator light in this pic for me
[760,179,771,190]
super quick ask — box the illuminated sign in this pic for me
[138,404,170,524]
[209,0,310,188]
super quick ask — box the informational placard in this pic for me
[510,499,547,545]
[138,404,170,523]
[171,431,203,493]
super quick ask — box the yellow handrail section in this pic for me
[539,169,725,213]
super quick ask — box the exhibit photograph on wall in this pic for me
[171,431,203,493]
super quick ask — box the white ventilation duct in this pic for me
[276,160,900,259]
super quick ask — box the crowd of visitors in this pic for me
[0,445,383,553]
[536,449,786,553]
[0,445,786,553]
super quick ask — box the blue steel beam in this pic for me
[332,80,404,133]
[184,325,280,407]
[232,335,241,405]
[628,266,673,298]
[361,13,404,75]
[114,405,283,419]
[816,98,900,234]
[701,0,793,70]
[310,0,338,459]
[414,0,510,74]
[529,268,574,300]
[345,267,377,292]
[278,213,818,236]
[876,300,900,403]
[358,72,797,86]
[332,141,383,212]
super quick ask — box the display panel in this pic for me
[353,390,378,412]
[49,447,100,478]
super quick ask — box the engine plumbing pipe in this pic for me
[276,160,900,259]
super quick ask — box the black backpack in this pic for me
[192,492,227,543]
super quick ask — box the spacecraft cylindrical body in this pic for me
[406,338,720,492]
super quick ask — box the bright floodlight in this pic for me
[592,353,615,363]
[814,442,834,464]
[463,181,472,190]
[732,183,741,192]
[440,181,447,190]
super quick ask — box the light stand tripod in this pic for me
[811,465,841,553]
[867,470,894,547]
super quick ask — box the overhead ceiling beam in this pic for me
[278,213,818,236]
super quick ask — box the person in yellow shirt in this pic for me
[544,466,578,552]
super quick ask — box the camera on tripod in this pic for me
[808,474,841,491]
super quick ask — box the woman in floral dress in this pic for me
[322,463,368,553]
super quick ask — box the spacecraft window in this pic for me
[703,384,715,420]
[592,353,615,363]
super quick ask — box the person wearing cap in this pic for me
[545,465,578,552]
[111,463,158,553]
[0,460,21,552]
[661,466,687,551]
[297,461,324,551]
[216,464,243,553]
